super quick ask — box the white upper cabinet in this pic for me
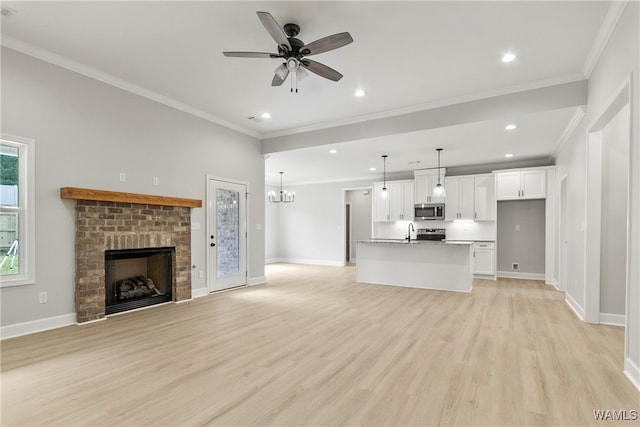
[389,180,414,221]
[495,168,546,200]
[374,180,414,222]
[474,174,496,221]
[444,176,475,221]
[444,174,494,221]
[414,169,446,204]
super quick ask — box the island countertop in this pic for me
[356,240,473,293]
[357,239,474,245]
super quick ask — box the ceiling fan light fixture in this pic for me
[274,63,288,80]
[286,57,299,71]
[297,67,309,81]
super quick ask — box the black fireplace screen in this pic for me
[104,247,173,315]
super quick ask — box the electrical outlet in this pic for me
[515,224,520,231]
[119,172,127,182]
[512,262,519,271]
[198,270,204,279]
[39,292,48,304]
[152,177,159,186]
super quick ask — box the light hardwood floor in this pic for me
[1,264,638,426]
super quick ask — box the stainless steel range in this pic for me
[416,228,446,241]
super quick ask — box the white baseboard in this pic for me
[473,274,496,281]
[496,271,545,280]
[548,278,560,291]
[192,287,209,299]
[0,313,76,340]
[497,271,546,280]
[248,276,266,286]
[624,356,640,391]
[565,292,585,321]
[265,258,280,264]
[599,312,625,326]
[267,258,344,267]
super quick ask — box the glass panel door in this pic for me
[208,178,246,292]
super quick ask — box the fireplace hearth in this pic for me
[105,247,174,315]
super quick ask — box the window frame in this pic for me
[0,134,36,287]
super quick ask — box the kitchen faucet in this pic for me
[406,222,415,242]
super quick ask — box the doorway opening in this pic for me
[343,187,373,265]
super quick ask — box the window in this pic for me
[0,136,35,286]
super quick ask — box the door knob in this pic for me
[210,243,216,247]
[210,235,214,239]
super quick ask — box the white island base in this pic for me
[356,241,473,293]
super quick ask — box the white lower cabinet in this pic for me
[472,242,495,276]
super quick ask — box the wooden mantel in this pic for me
[60,187,202,208]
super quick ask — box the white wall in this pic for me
[0,48,265,330]
[555,2,639,387]
[266,179,372,266]
[600,104,629,316]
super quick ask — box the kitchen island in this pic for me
[356,240,473,292]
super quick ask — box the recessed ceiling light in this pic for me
[369,167,376,171]
[502,52,516,63]
[329,149,337,154]
[354,89,366,97]
[505,153,514,158]
[505,124,517,130]
[261,112,271,119]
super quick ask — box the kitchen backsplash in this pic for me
[374,220,495,241]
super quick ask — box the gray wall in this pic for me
[497,200,545,275]
[555,2,639,383]
[600,104,629,315]
[345,189,372,260]
[1,47,265,327]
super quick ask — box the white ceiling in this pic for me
[1,1,613,184]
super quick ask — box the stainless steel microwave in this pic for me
[414,203,445,220]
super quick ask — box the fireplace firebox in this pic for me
[105,247,174,315]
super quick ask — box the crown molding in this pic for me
[553,106,586,155]
[1,36,261,139]
[581,0,629,78]
[261,73,586,140]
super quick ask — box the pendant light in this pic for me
[381,155,389,199]
[268,171,295,203]
[432,148,446,198]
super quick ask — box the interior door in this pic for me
[207,178,247,292]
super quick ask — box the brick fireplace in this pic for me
[61,188,202,323]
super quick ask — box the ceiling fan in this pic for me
[223,11,353,89]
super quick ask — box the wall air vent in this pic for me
[1,7,17,17]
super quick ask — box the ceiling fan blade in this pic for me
[301,32,353,56]
[257,11,291,52]
[272,70,289,86]
[223,51,281,58]
[300,59,343,82]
